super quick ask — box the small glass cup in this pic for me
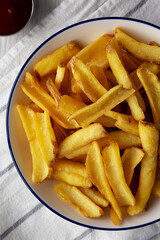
[0,0,34,36]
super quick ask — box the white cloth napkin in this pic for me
[1,0,160,239]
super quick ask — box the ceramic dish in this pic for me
[6,17,160,230]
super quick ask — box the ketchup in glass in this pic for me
[0,0,33,35]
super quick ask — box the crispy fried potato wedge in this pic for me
[70,34,112,69]
[114,28,160,63]
[102,141,135,206]
[69,85,135,128]
[46,78,61,106]
[110,208,120,226]
[89,65,109,90]
[127,121,159,216]
[98,131,141,150]
[34,41,81,77]
[86,141,122,220]
[106,37,145,121]
[137,68,160,129]
[71,57,107,102]
[58,95,86,115]
[122,147,144,186]
[21,72,79,129]
[33,111,58,166]
[130,62,160,90]
[58,123,106,158]
[79,187,109,207]
[54,182,103,218]
[17,105,50,182]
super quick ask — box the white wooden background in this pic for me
[0,0,61,58]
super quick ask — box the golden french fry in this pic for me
[33,111,58,166]
[152,150,160,197]
[110,207,120,226]
[28,102,43,112]
[122,147,144,186]
[137,68,160,129]
[46,78,61,106]
[21,72,79,129]
[95,115,116,128]
[17,105,50,182]
[58,95,86,115]
[106,37,145,121]
[69,85,135,128]
[58,123,106,158]
[102,141,135,206]
[89,65,109,90]
[86,141,122,220]
[34,41,81,77]
[114,28,160,63]
[71,57,107,102]
[54,63,66,90]
[54,182,104,218]
[127,121,159,216]
[79,187,109,207]
[70,34,112,69]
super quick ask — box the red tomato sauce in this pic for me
[0,0,32,35]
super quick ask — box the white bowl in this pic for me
[6,17,160,230]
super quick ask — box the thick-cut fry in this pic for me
[33,111,58,166]
[71,57,107,102]
[69,85,135,127]
[79,187,109,207]
[137,68,160,129]
[21,72,79,129]
[122,147,144,186]
[86,141,122,220]
[34,41,81,77]
[95,115,116,128]
[115,28,160,63]
[110,208,120,226]
[17,105,50,182]
[105,111,139,136]
[102,141,135,206]
[58,95,86,115]
[70,34,112,69]
[127,121,159,216]
[54,182,103,218]
[89,65,109,90]
[54,63,66,90]
[58,123,106,158]
[46,78,61,106]
[106,37,145,121]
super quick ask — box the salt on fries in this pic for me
[17,27,160,225]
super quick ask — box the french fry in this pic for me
[58,123,106,158]
[58,95,86,115]
[86,141,122,220]
[33,111,58,166]
[121,50,142,72]
[46,78,61,106]
[127,121,159,216]
[54,182,104,218]
[152,148,160,197]
[17,105,50,182]
[21,72,79,129]
[34,41,81,77]
[70,34,112,69]
[79,187,109,207]
[71,57,107,102]
[105,69,117,86]
[69,85,135,127]
[106,37,145,121]
[110,208,120,226]
[102,141,135,206]
[54,63,66,90]
[137,68,160,129]
[122,147,144,186]
[89,65,109,90]
[114,28,160,63]
[95,115,116,128]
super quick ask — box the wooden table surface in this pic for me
[0,0,61,59]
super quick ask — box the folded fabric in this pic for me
[1,0,160,239]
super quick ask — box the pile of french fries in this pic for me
[17,27,160,225]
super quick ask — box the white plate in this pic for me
[6,17,160,230]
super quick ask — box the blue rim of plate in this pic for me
[6,17,160,231]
